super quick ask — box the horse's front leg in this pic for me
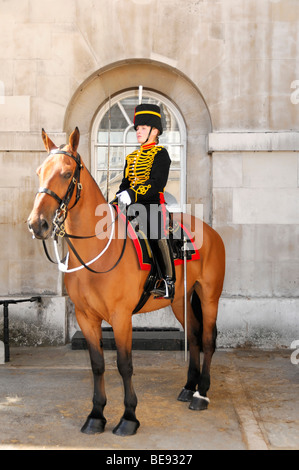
[76,312,107,434]
[112,314,140,436]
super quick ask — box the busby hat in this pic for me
[133,104,163,135]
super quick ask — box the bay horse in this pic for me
[27,128,225,437]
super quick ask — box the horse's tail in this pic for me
[191,290,217,352]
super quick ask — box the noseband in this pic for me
[37,148,83,237]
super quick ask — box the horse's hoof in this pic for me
[189,392,210,411]
[177,387,195,402]
[81,417,107,434]
[112,418,140,436]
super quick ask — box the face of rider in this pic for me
[136,125,159,145]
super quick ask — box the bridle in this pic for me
[37,148,127,274]
[37,148,83,238]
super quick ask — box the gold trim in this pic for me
[135,111,161,118]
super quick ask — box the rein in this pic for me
[38,148,127,274]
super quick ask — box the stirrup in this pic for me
[151,279,175,300]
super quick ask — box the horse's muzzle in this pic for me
[27,215,52,240]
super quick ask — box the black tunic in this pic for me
[117,143,171,206]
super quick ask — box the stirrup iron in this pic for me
[151,278,175,300]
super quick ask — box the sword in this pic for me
[183,236,188,362]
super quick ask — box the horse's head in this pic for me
[28,127,81,240]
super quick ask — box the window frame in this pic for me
[90,89,187,212]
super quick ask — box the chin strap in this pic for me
[141,126,153,146]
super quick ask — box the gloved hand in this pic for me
[117,190,131,206]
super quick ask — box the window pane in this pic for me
[119,97,136,124]
[96,170,124,201]
[99,103,127,131]
[160,130,181,145]
[97,131,108,144]
[109,147,126,169]
[126,127,137,144]
[96,170,108,199]
[165,170,181,208]
[124,145,138,156]
[110,131,124,144]
[98,130,124,145]
[96,147,126,170]
[96,147,107,169]
[167,146,181,167]
[109,170,124,199]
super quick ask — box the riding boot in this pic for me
[150,238,176,300]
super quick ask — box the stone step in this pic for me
[72,329,185,351]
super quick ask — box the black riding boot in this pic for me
[150,238,176,300]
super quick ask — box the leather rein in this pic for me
[38,148,127,274]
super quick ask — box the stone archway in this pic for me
[64,59,212,222]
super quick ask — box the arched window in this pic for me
[91,89,186,211]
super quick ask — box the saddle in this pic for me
[114,206,200,314]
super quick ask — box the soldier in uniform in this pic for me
[115,103,176,300]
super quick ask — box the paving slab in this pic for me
[0,346,298,451]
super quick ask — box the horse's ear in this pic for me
[42,128,57,153]
[69,127,80,153]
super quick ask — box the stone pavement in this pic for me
[0,346,298,451]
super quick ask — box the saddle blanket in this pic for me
[115,207,200,271]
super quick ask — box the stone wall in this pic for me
[210,132,299,347]
[0,0,298,347]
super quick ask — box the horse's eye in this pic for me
[63,172,72,180]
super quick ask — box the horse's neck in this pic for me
[65,165,110,238]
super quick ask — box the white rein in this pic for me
[53,203,115,273]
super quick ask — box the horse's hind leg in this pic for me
[112,313,140,436]
[189,290,218,411]
[173,289,218,411]
[172,295,201,403]
[76,312,107,434]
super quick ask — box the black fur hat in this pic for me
[133,104,163,135]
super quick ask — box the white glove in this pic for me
[118,190,131,206]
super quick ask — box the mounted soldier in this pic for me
[114,103,176,300]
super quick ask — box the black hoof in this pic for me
[189,392,210,411]
[112,418,140,436]
[81,416,107,434]
[177,388,195,402]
